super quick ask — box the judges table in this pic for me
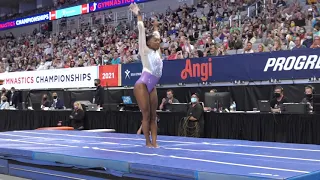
[0,110,319,144]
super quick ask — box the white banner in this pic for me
[0,67,98,90]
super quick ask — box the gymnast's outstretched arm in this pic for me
[137,13,147,57]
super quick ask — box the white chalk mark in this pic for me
[12,131,320,152]
[163,147,320,162]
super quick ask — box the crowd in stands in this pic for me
[0,0,320,73]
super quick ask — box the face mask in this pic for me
[307,36,312,39]
[306,94,313,99]
[104,59,108,62]
[167,95,172,99]
[53,96,57,99]
[191,97,197,103]
[94,83,98,86]
[74,106,78,109]
[274,93,281,98]
[193,25,196,29]
[43,97,47,100]
[2,100,6,102]
[291,23,295,27]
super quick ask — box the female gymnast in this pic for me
[129,3,163,148]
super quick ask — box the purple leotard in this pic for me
[135,21,163,93]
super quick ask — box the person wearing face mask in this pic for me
[0,96,9,110]
[179,93,204,138]
[301,85,315,112]
[51,92,64,109]
[159,89,179,111]
[68,102,85,130]
[94,79,104,108]
[303,32,313,48]
[270,86,289,112]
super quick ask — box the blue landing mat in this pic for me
[0,130,319,180]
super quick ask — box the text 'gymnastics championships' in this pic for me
[4,73,92,85]
[0,13,50,30]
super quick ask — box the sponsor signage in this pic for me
[0,67,98,90]
[0,13,50,30]
[89,0,151,12]
[51,5,88,20]
[121,48,320,86]
[99,65,121,87]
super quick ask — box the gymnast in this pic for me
[129,3,163,148]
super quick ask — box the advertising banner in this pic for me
[0,12,50,31]
[99,65,121,87]
[89,0,151,12]
[0,67,98,90]
[121,49,320,86]
[51,5,87,20]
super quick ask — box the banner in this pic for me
[89,0,151,12]
[121,48,320,86]
[0,67,98,90]
[0,12,50,31]
[99,65,121,87]
[51,5,88,20]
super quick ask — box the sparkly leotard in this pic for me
[135,21,163,93]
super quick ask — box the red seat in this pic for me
[36,126,74,130]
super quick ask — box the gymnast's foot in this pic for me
[146,142,153,148]
[152,143,159,148]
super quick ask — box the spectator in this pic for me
[0,96,9,110]
[292,37,306,49]
[243,42,254,54]
[41,94,50,109]
[51,92,64,109]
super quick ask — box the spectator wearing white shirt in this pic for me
[0,96,10,110]
[243,42,254,54]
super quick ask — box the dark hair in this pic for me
[305,85,315,94]
[167,89,173,94]
[275,86,283,92]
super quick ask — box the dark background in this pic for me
[19,83,317,111]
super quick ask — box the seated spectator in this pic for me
[303,32,313,48]
[51,92,64,109]
[292,37,306,50]
[0,96,9,110]
[243,42,254,54]
[256,44,265,53]
[41,94,50,110]
[111,52,121,64]
[310,36,320,48]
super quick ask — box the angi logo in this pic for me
[125,69,130,79]
[180,58,212,81]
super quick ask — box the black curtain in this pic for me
[19,84,319,111]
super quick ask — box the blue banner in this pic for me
[0,12,50,31]
[121,48,320,86]
[89,0,151,12]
